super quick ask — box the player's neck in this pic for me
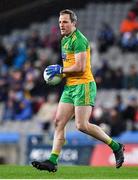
[66,27,76,37]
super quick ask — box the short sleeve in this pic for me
[73,37,88,53]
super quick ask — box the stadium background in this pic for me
[0,0,138,167]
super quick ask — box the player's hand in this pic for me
[46,64,63,78]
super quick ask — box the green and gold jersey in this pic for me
[61,29,95,85]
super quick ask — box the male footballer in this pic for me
[32,9,124,172]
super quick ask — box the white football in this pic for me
[43,68,62,85]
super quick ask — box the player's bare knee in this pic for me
[54,118,62,127]
[54,118,59,127]
[54,118,66,133]
[75,121,86,132]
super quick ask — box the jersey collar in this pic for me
[64,28,77,39]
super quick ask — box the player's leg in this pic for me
[75,105,124,168]
[50,102,74,162]
[75,106,112,143]
[74,82,124,168]
[75,106,119,145]
[32,102,74,171]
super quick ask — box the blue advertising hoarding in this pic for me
[27,145,94,165]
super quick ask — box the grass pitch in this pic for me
[0,165,138,179]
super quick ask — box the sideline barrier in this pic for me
[27,145,94,165]
[91,144,138,166]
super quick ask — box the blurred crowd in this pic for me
[94,61,138,90]
[0,26,62,123]
[97,1,138,52]
[94,3,138,136]
[0,4,138,138]
[92,94,138,137]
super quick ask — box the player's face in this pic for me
[59,14,75,36]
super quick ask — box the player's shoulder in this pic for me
[73,29,88,43]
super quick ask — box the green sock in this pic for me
[49,153,59,164]
[108,140,120,151]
